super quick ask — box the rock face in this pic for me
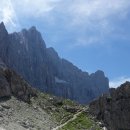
[0,22,109,104]
[0,58,36,102]
[89,81,130,130]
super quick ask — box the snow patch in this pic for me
[55,77,67,84]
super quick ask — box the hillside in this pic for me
[0,93,105,130]
[0,59,104,130]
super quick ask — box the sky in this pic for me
[0,0,130,88]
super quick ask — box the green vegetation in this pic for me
[30,91,102,129]
[31,91,82,125]
[63,99,77,106]
[60,112,102,130]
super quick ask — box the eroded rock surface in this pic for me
[0,58,36,102]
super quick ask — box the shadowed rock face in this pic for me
[89,81,130,130]
[0,58,36,102]
[0,22,109,104]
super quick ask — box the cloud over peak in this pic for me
[12,0,61,17]
[0,0,19,29]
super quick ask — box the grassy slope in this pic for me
[31,91,102,130]
[31,91,83,125]
[60,112,102,130]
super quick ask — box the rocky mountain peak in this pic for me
[0,22,8,38]
[21,28,28,34]
[29,26,37,31]
[21,26,37,34]
[95,70,105,75]
[22,26,46,48]
[0,22,6,30]
[28,26,40,36]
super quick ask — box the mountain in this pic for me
[89,81,130,130]
[0,22,109,104]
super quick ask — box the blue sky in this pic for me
[0,0,130,87]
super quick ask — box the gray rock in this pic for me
[0,105,4,111]
[0,58,37,102]
[89,81,130,130]
[1,103,10,109]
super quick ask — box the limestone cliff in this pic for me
[0,22,109,104]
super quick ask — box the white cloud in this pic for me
[0,0,20,31]
[11,0,61,18]
[65,0,130,46]
[2,0,129,26]
[0,0,62,32]
[68,0,130,25]
[110,76,130,88]
[72,36,101,47]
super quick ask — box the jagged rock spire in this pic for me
[0,22,8,36]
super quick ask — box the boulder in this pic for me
[0,58,37,102]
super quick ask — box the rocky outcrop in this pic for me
[89,81,130,130]
[0,58,36,102]
[0,22,109,104]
